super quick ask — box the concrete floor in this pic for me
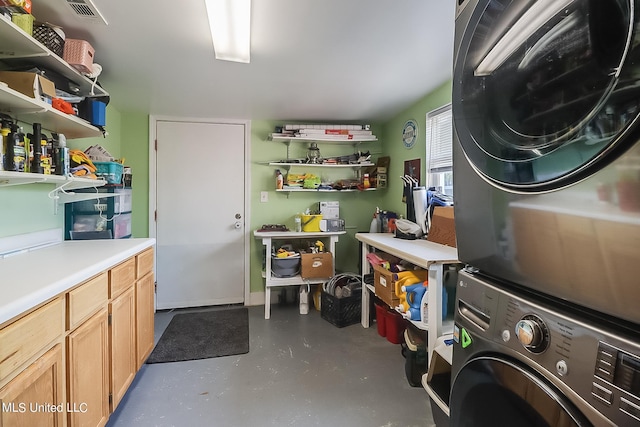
[106,302,436,427]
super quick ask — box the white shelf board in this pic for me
[271,135,378,143]
[0,82,101,139]
[268,161,375,168]
[277,187,377,193]
[0,171,106,190]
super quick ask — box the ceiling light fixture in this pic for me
[204,0,251,63]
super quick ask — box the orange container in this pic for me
[63,39,95,74]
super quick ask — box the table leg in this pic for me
[361,241,371,328]
[265,286,271,319]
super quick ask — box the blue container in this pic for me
[79,99,106,126]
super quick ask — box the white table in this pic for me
[355,232,459,366]
[253,230,345,319]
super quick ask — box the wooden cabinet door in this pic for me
[0,344,64,427]
[67,308,109,427]
[136,272,155,369]
[109,286,136,412]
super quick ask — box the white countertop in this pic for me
[355,233,458,268]
[0,238,155,325]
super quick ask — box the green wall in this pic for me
[379,80,453,216]
[248,120,384,293]
[1,81,453,300]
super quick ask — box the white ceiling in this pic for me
[31,0,455,122]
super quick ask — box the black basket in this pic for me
[33,24,65,57]
[321,291,361,328]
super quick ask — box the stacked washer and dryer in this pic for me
[449,0,640,426]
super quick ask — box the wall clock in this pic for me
[402,119,418,149]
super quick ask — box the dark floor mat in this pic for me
[146,308,249,364]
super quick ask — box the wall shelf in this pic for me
[276,187,377,193]
[0,171,104,189]
[270,135,378,144]
[0,84,102,138]
[0,17,109,98]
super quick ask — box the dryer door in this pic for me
[450,356,590,426]
[453,0,640,191]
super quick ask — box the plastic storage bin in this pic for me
[63,39,95,74]
[401,327,427,387]
[271,256,300,278]
[385,309,406,344]
[375,303,387,337]
[33,23,65,57]
[320,291,361,328]
[94,161,123,184]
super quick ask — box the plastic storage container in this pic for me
[385,309,406,344]
[94,161,123,184]
[63,39,95,74]
[65,186,133,240]
[401,327,427,387]
[33,24,65,57]
[271,256,300,278]
[320,291,361,328]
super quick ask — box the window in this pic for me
[426,104,453,197]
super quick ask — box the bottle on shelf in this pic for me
[369,207,381,233]
[363,173,371,189]
[0,119,9,171]
[275,169,284,190]
[29,123,43,174]
[294,213,302,232]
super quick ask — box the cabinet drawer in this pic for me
[110,258,135,298]
[67,272,108,330]
[0,298,64,384]
[136,247,154,278]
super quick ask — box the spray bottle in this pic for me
[369,207,381,233]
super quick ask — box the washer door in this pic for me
[454,0,639,191]
[450,356,590,426]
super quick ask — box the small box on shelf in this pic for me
[372,263,399,307]
[300,252,333,279]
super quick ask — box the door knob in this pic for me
[235,213,242,219]
[234,221,242,229]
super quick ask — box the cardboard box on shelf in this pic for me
[301,252,333,279]
[427,206,456,247]
[0,71,55,103]
[372,263,399,307]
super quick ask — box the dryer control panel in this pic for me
[454,270,640,426]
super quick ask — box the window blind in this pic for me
[426,104,453,173]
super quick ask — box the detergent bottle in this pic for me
[403,282,427,321]
[299,284,310,315]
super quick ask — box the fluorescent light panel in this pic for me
[205,0,251,63]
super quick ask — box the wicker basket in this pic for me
[33,24,65,57]
[63,39,94,74]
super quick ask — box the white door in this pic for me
[154,120,246,309]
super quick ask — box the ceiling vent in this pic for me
[64,0,108,25]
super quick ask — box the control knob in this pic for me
[515,315,549,353]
